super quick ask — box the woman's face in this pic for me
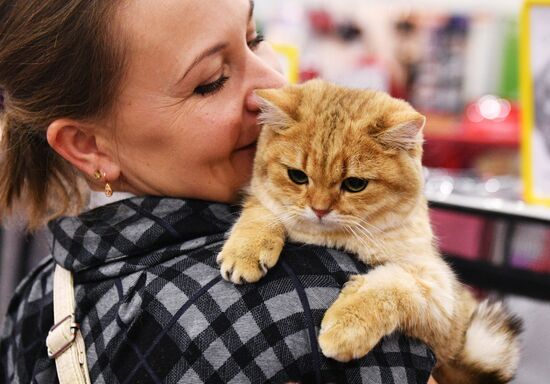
[101,0,286,202]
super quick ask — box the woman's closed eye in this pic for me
[193,74,229,96]
[193,33,264,97]
[247,33,264,51]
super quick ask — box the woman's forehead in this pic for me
[114,0,252,94]
[117,0,252,51]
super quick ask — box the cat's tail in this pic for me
[434,299,523,384]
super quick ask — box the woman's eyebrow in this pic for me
[173,0,255,89]
[175,42,229,87]
[249,0,254,21]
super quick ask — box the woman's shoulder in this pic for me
[78,242,434,383]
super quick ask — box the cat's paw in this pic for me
[319,298,384,362]
[340,274,365,295]
[216,234,283,284]
[319,282,395,362]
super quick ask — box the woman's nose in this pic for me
[245,47,287,113]
[245,92,264,113]
[245,70,286,112]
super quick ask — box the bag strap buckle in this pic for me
[46,314,80,359]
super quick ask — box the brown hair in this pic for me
[0,0,127,229]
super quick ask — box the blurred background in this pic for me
[2,0,550,382]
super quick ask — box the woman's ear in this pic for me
[46,118,120,182]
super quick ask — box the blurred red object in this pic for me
[299,68,320,83]
[422,97,520,170]
[307,9,335,35]
[461,96,519,146]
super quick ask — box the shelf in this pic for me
[426,192,550,225]
[446,254,550,301]
[428,192,550,301]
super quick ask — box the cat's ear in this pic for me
[255,87,300,134]
[374,114,426,151]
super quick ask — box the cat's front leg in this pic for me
[319,264,429,362]
[217,197,286,284]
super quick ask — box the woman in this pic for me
[0,0,436,382]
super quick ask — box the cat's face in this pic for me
[252,80,425,235]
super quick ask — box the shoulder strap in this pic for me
[45,265,91,384]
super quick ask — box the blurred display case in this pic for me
[425,168,550,300]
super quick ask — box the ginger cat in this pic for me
[217,80,521,384]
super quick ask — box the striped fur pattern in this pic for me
[217,80,522,383]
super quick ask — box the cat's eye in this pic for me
[342,177,369,193]
[288,169,309,185]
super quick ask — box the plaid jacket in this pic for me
[1,197,435,383]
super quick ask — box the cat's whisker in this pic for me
[345,224,372,252]
[343,225,374,258]
[340,215,384,235]
[349,223,391,260]
[249,211,297,230]
[342,215,405,243]
[271,212,300,229]
[346,220,381,242]
[348,224,378,249]
[342,225,354,240]
[352,221,388,248]
[269,214,292,226]
[352,218,384,234]
[347,228,379,260]
[337,217,382,238]
[276,217,298,229]
[338,217,390,260]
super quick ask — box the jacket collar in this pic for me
[48,197,237,278]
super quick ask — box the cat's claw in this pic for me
[260,261,268,274]
[218,257,266,284]
[217,239,283,284]
[219,260,252,284]
[220,264,233,282]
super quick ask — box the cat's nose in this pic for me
[312,208,331,219]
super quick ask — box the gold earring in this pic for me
[93,170,113,197]
[104,182,113,197]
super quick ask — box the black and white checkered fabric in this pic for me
[1,197,435,383]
